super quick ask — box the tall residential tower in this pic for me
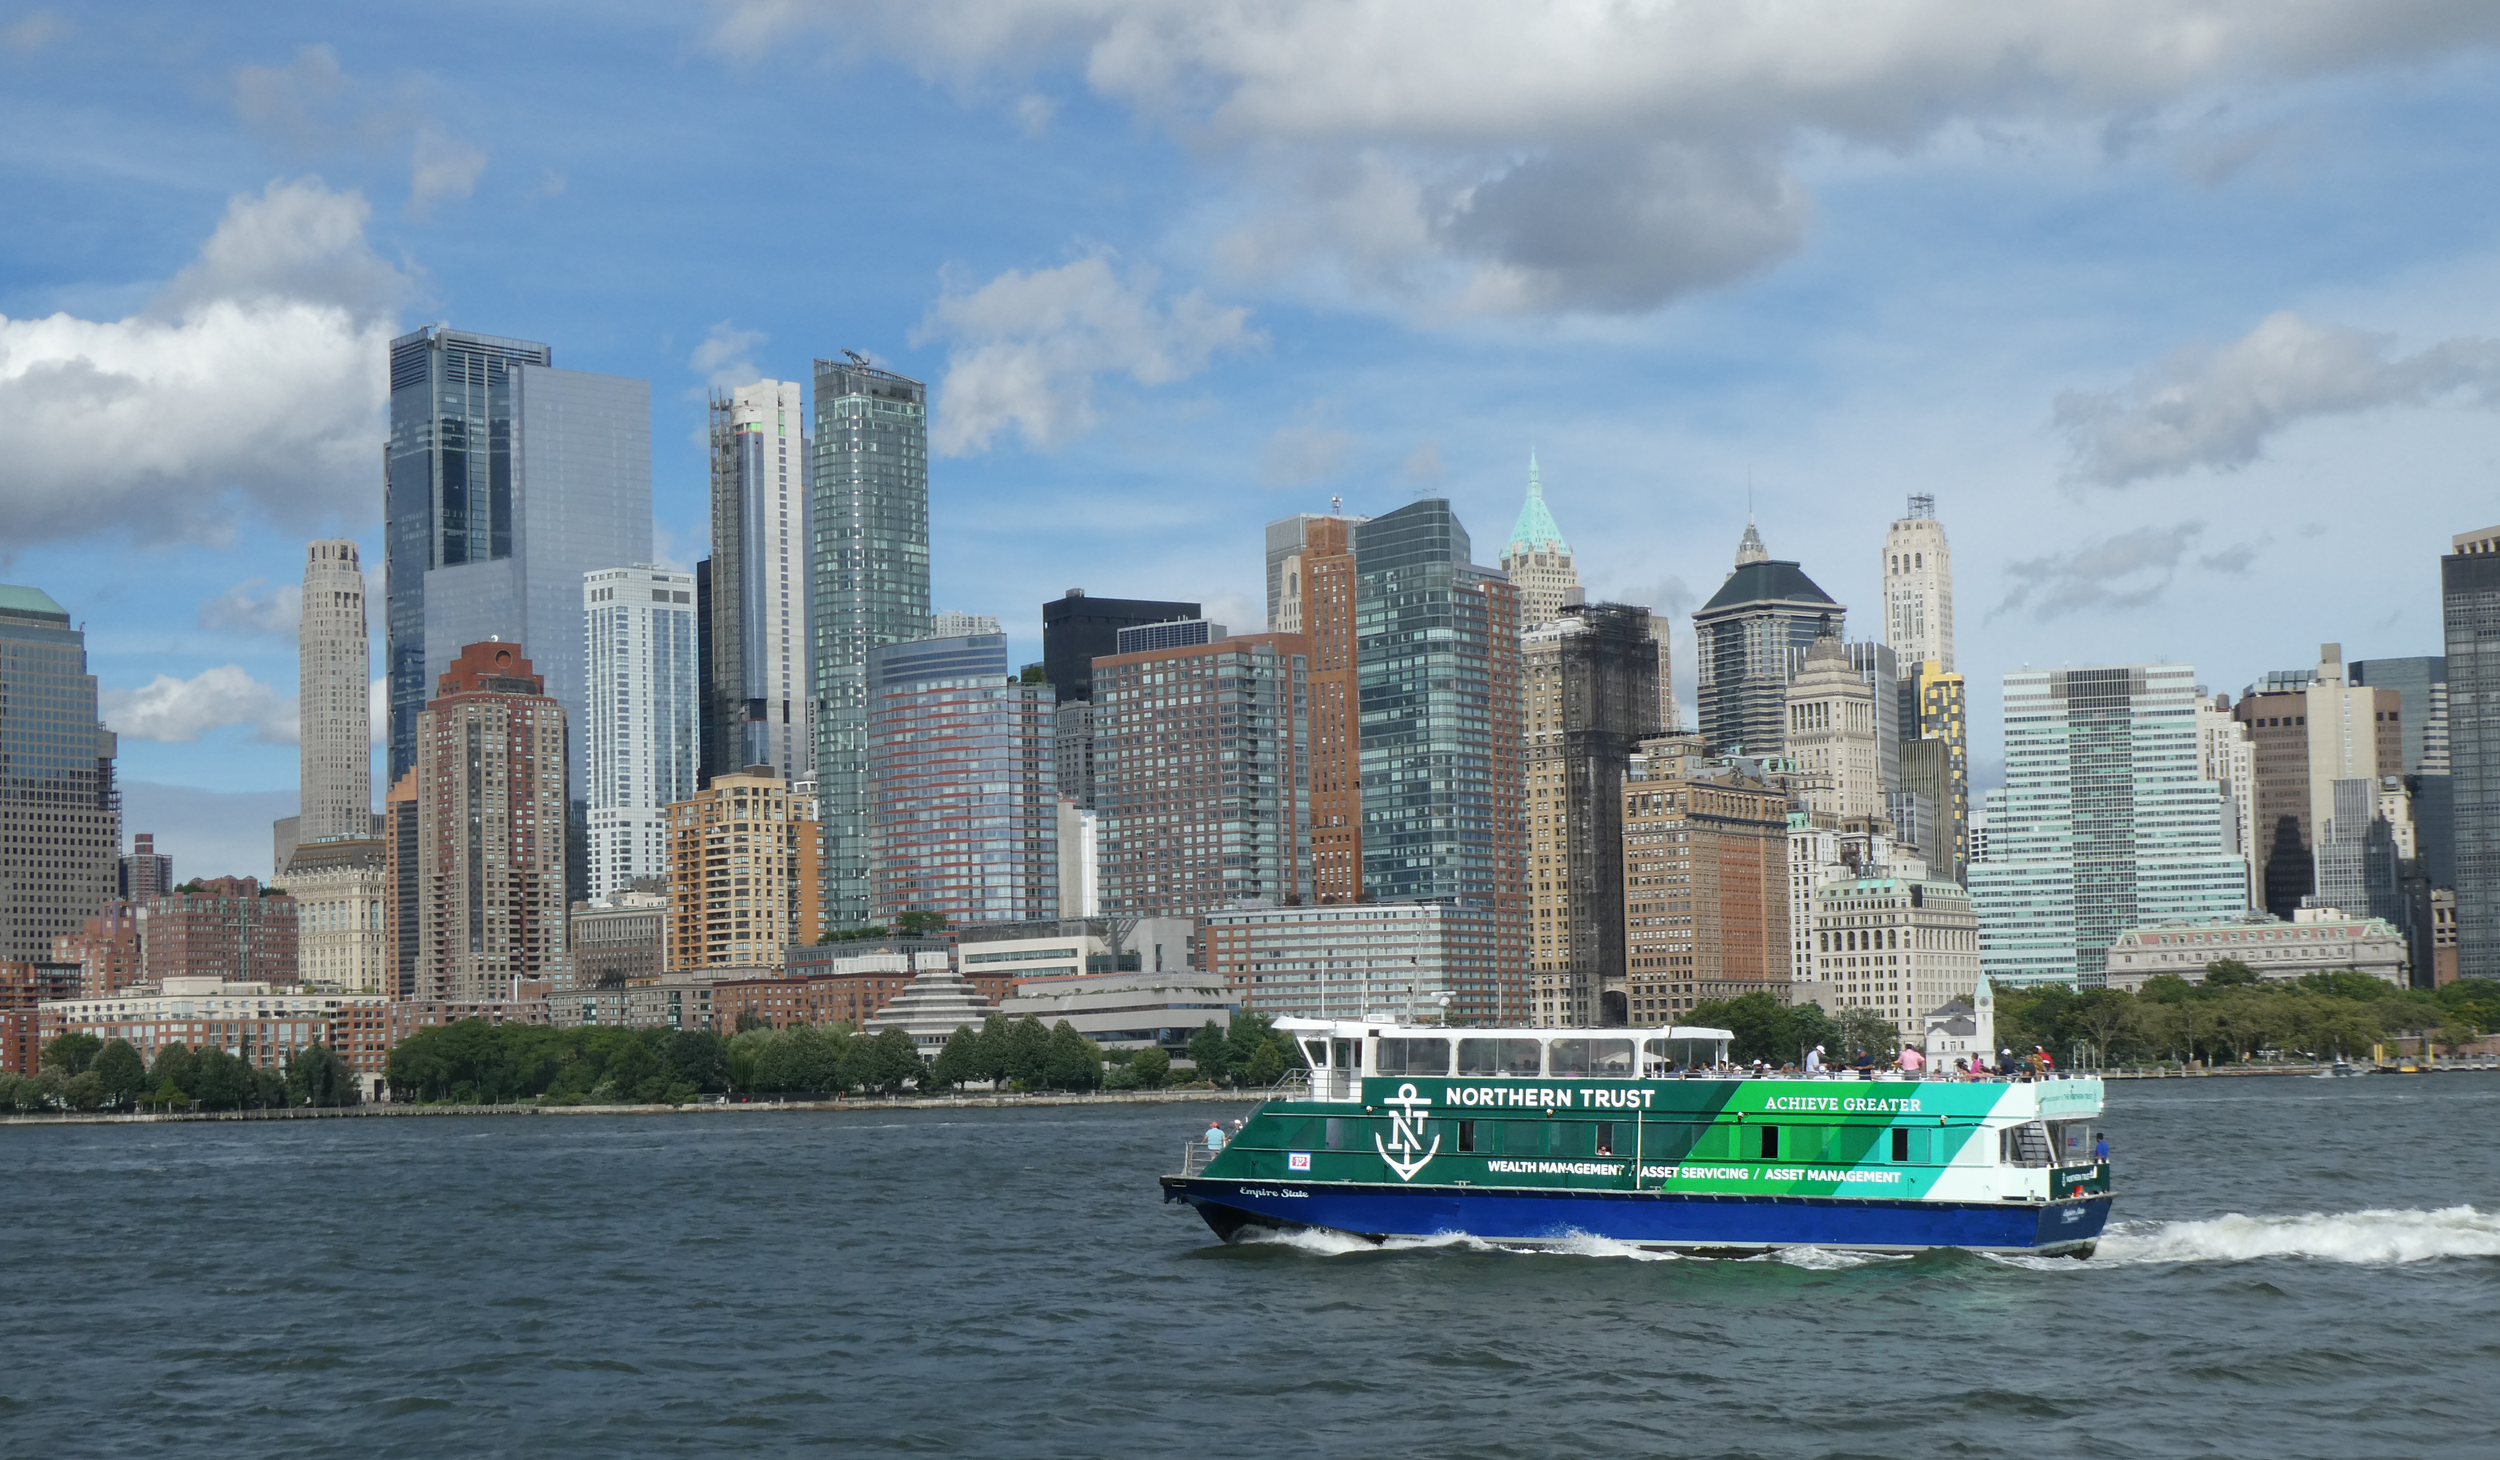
[582,567,699,901]
[810,357,931,932]
[703,380,813,787]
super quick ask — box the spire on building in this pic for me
[1506,450,1570,557]
[1734,517,1769,568]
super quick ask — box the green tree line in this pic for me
[4,1033,360,1113]
[1689,969,2500,1070]
[1996,967,2500,1066]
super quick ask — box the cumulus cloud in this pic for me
[231,44,356,150]
[691,321,769,390]
[914,253,1258,454]
[102,666,295,745]
[2056,311,2500,485]
[0,178,402,545]
[1399,440,1445,484]
[408,127,488,216]
[715,0,2500,316]
[199,579,303,636]
[1992,522,2263,619]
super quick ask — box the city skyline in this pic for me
[4,11,2498,885]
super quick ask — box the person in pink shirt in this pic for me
[1897,1045,1926,1074]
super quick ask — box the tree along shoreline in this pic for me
[0,1086,1271,1126]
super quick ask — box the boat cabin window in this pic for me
[1456,1119,1476,1153]
[1594,1122,1616,1156]
[1891,1127,1911,1163]
[2047,1120,2092,1163]
[1375,1037,1451,1076]
[1299,1038,1328,1069]
[1548,1037,1635,1078]
[1324,1117,1352,1150]
[1759,1125,1780,1159]
[1999,1123,2052,1167]
[1457,1037,1545,1077]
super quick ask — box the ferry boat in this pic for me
[1161,1018,2114,1257]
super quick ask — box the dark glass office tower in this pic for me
[1040,590,1199,703]
[0,586,118,962]
[385,324,650,810]
[810,358,930,931]
[386,326,548,782]
[2443,528,2500,980]
[1354,499,1528,1019]
[1691,522,1844,757]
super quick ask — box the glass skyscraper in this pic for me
[1968,663,2250,987]
[0,585,118,962]
[810,358,930,931]
[1354,500,1527,1019]
[1692,521,1844,757]
[704,380,813,786]
[864,630,1057,925]
[2443,526,2500,980]
[385,326,652,838]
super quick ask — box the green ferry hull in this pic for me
[1165,1070,2113,1258]
[1162,1174,2112,1257]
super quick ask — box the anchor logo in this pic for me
[1374,1082,1440,1183]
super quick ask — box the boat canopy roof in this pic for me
[1273,1018,1735,1043]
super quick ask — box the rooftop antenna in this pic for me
[842,348,870,367]
[1330,494,1344,514]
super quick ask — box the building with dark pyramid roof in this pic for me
[1692,521,1844,758]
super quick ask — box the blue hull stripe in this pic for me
[1164,1177,2113,1254]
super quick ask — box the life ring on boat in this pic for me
[2070,1184,2084,1198]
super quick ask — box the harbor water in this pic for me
[3,1076,2497,1457]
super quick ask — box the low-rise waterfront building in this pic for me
[1,961,80,1072]
[51,905,142,999]
[1202,900,1506,1024]
[996,968,1236,1052]
[2101,908,2408,990]
[544,972,721,1032]
[864,960,1000,1058]
[39,978,391,1082]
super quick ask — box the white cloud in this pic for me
[199,579,302,635]
[102,665,295,745]
[914,253,1258,454]
[2056,311,2500,485]
[718,1,2500,316]
[0,178,403,545]
[691,320,768,390]
[1990,522,2268,619]
[408,127,488,216]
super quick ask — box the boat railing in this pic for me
[1178,1141,1219,1177]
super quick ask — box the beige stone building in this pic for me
[1621,739,1791,1022]
[1783,635,1882,822]
[272,837,388,993]
[665,767,824,974]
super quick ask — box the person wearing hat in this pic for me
[1804,1044,1825,1074]
[1203,1119,1227,1154]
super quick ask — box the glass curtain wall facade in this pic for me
[705,380,813,787]
[811,360,931,931]
[2443,528,2500,980]
[1093,633,1312,917]
[1968,664,2250,987]
[582,567,699,901]
[386,326,549,781]
[0,586,119,962]
[1354,499,1527,1021]
[865,632,1057,927]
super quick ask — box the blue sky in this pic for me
[5,2,2500,879]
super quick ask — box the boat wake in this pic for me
[1995,1205,2500,1269]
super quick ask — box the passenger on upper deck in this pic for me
[1805,1045,1825,1073]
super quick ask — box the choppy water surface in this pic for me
[5,1078,2498,1458]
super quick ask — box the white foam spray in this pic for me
[2092,1206,2500,1266]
